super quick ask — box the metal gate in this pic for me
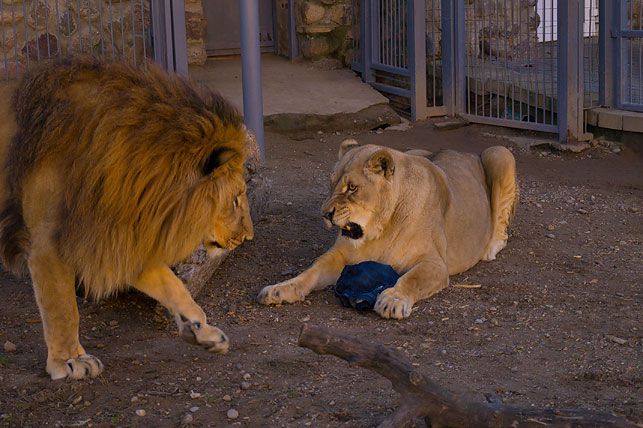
[616,0,643,111]
[352,0,429,119]
[0,0,187,80]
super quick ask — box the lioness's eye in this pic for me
[348,184,357,192]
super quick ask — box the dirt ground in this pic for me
[0,122,641,428]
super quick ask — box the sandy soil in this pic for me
[0,122,641,428]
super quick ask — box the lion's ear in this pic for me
[365,149,395,179]
[201,147,240,176]
[338,139,360,160]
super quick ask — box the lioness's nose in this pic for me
[323,207,335,221]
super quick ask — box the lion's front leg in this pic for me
[133,264,229,353]
[374,259,448,320]
[29,245,103,380]
[257,248,347,305]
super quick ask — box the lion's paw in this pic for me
[48,354,104,380]
[179,320,229,354]
[257,282,305,305]
[374,288,413,320]
[482,238,507,261]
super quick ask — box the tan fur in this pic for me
[258,140,517,319]
[0,56,253,379]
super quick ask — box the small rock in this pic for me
[612,147,622,153]
[474,318,485,324]
[227,408,239,420]
[606,335,627,345]
[440,349,447,355]
[72,395,83,405]
[3,341,16,352]
[240,381,251,390]
[577,208,588,215]
[222,394,232,402]
[490,318,499,326]
[545,233,555,239]
[131,396,139,402]
[109,320,118,327]
[630,206,639,213]
[243,373,251,380]
[182,413,194,424]
[190,406,199,413]
[317,130,323,135]
[299,315,311,322]
[546,224,555,231]
[135,409,146,417]
[196,376,202,382]
[189,391,201,399]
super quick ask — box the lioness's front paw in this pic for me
[257,282,305,305]
[179,320,229,354]
[482,238,507,261]
[374,288,413,319]
[47,354,104,380]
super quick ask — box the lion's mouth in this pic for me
[206,241,224,250]
[341,222,364,240]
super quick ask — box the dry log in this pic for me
[298,324,638,428]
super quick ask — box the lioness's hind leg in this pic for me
[480,146,518,261]
[29,244,103,380]
[133,264,229,353]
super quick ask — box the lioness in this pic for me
[0,56,253,380]
[258,139,517,319]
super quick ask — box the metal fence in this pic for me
[619,0,643,110]
[462,0,558,132]
[0,0,153,80]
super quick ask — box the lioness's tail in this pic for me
[480,146,518,261]
[0,198,29,275]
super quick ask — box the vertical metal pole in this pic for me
[614,0,627,109]
[363,0,374,82]
[240,0,266,161]
[557,0,585,142]
[171,0,188,76]
[441,0,455,115]
[455,0,466,115]
[409,0,428,120]
[288,0,299,59]
[151,0,187,76]
[598,0,613,106]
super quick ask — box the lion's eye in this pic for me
[347,184,357,193]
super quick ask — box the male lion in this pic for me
[0,56,253,380]
[258,139,517,319]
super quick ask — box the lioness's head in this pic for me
[200,148,254,257]
[321,139,398,242]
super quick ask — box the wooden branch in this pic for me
[298,324,638,428]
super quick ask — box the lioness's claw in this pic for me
[374,289,413,319]
[48,354,104,380]
[257,282,304,305]
[179,320,229,354]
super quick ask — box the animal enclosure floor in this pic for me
[0,123,641,427]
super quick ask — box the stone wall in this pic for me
[427,0,540,60]
[296,0,353,65]
[0,0,153,78]
[184,0,207,65]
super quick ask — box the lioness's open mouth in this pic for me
[341,222,364,240]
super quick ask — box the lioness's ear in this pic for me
[202,147,239,175]
[338,139,360,160]
[365,149,395,179]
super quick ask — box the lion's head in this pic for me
[321,139,399,243]
[201,150,254,257]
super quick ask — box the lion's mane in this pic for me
[0,55,247,298]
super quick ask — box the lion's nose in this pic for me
[323,208,335,221]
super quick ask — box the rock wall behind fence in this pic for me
[0,0,155,78]
[427,0,541,60]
